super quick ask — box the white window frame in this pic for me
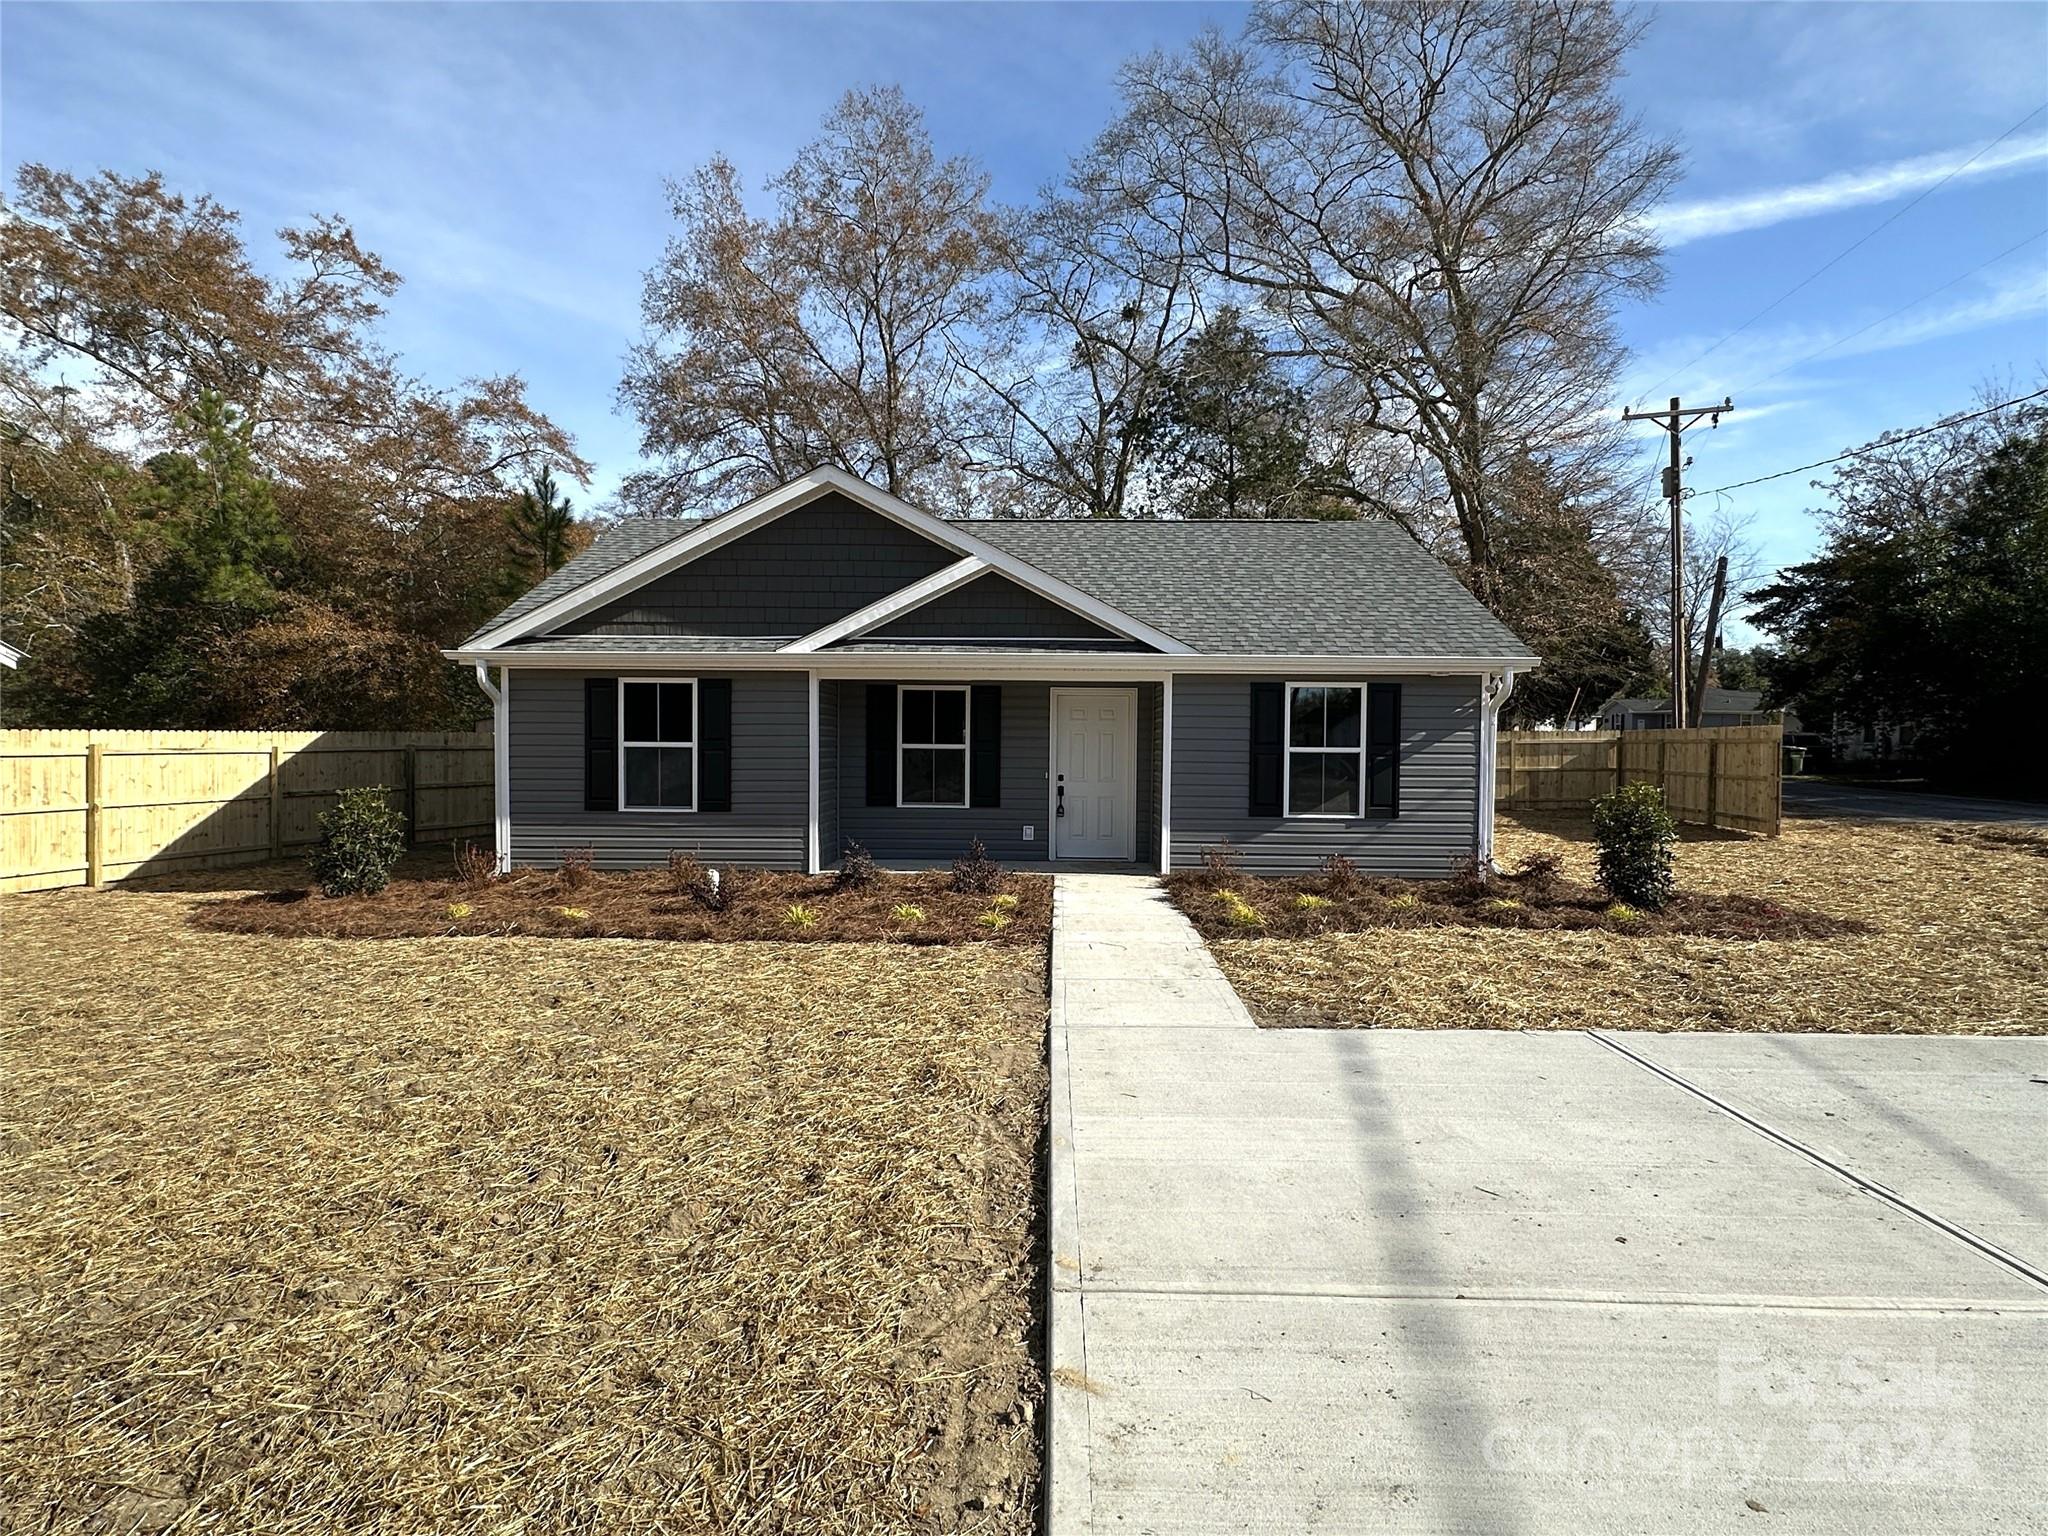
[1283,680,1369,820]
[618,676,699,813]
[897,684,971,810]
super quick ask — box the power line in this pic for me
[1695,385,2048,497]
[1631,102,2048,406]
[1733,224,2048,396]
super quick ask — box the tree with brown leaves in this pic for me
[620,87,1003,515]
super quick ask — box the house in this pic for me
[1597,688,1794,732]
[450,468,1538,877]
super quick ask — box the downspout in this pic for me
[474,662,511,874]
[1477,669,1517,872]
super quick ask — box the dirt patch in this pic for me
[1163,857,1861,942]
[193,861,1050,947]
[1205,812,2048,1034]
[1,871,1047,1533]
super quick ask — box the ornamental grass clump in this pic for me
[306,786,406,897]
[892,903,925,927]
[1294,893,1331,911]
[784,902,818,930]
[1592,783,1678,910]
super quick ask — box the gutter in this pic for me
[443,648,1544,677]
[1476,669,1518,871]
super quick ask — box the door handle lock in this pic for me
[1056,778,1066,817]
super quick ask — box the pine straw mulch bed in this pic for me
[192,864,1051,947]
[1198,812,2048,1035]
[1164,854,1861,942]
[0,866,1048,1535]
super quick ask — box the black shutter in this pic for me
[969,685,1002,808]
[698,678,732,812]
[584,677,617,812]
[1248,680,1284,816]
[865,684,897,806]
[1366,682,1401,818]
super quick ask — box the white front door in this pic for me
[1052,688,1137,861]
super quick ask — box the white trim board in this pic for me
[782,557,986,653]
[468,467,1194,655]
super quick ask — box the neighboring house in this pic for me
[451,468,1538,876]
[1597,689,1796,733]
[0,640,21,670]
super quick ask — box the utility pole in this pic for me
[1621,395,1732,728]
[1689,553,1729,729]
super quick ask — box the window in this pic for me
[1285,683,1364,817]
[899,685,969,807]
[620,679,696,810]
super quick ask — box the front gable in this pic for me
[559,494,957,638]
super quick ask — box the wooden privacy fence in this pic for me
[1497,724,1783,835]
[1,730,493,892]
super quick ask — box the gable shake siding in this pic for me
[1169,675,1480,876]
[508,670,809,869]
[561,495,956,638]
[861,571,1133,644]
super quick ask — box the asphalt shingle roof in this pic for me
[469,511,1535,662]
[959,518,1533,659]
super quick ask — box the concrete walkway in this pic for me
[1046,873,2048,1535]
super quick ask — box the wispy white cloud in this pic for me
[1652,133,2048,247]
[1621,267,2048,402]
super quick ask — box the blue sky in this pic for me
[5,1,2046,635]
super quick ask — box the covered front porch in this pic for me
[812,678,1168,873]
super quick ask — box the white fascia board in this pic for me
[444,648,1541,677]
[780,556,986,653]
[465,465,1194,655]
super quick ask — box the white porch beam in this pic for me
[1159,674,1175,874]
[806,669,821,873]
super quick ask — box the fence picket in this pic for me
[2,729,493,891]
[1494,725,1781,835]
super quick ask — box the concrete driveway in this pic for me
[1783,778,2048,825]
[1049,876,2048,1535]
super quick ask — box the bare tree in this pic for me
[1091,0,1680,604]
[621,87,1003,515]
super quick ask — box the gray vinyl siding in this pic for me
[559,494,956,638]
[863,571,1130,643]
[1169,674,1481,876]
[1138,683,1162,869]
[507,669,809,869]
[817,681,839,870]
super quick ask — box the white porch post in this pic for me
[475,662,511,874]
[806,669,821,874]
[1158,674,1174,874]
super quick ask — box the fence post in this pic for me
[403,745,419,847]
[1706,741,1721,829]
[269,745,283,860]
[85,744,103,888]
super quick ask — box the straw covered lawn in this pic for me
[1209,811,2048,1034]
[1,867,1047,1534]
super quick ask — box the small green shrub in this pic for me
[1591,783,1678,910]
[836,841,878,891]
[1294,893,1331,911]
[784,902,818,929]
[951,838,1002,896]
[976,909,1011,931]
[307,786,406,897]
[892,903,925,926]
